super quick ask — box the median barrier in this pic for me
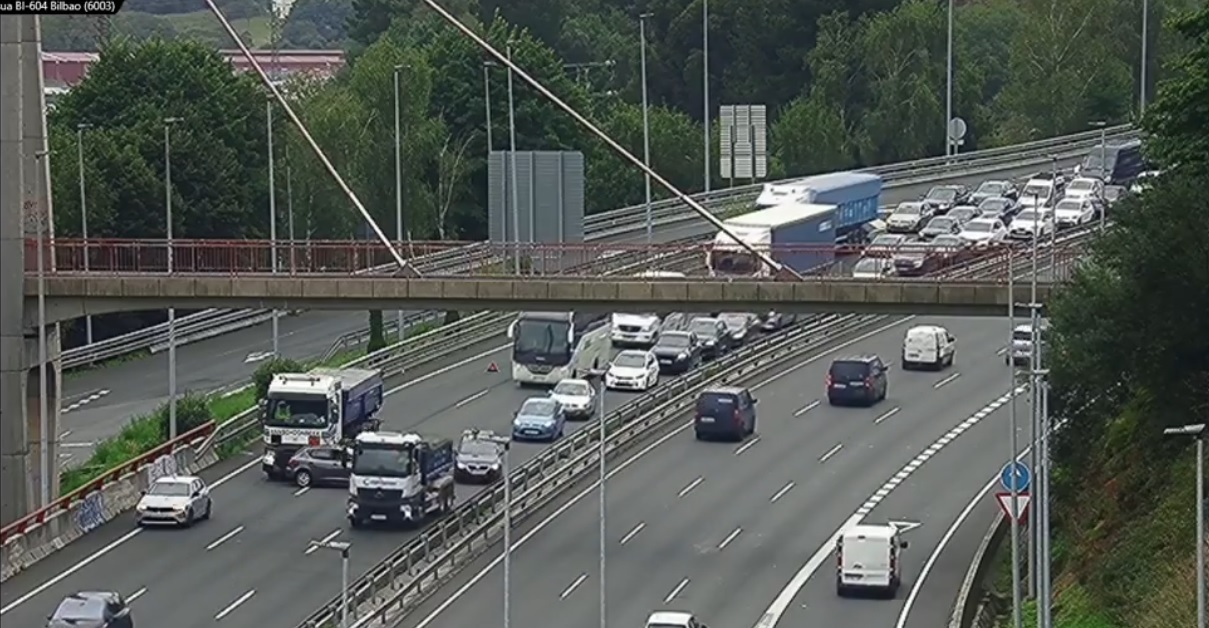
[949,513,1011,628]
[0,421,216,582]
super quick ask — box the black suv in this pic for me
[48,591,133,628]
[694,386,758,441]
[826,355,889,407]
[688,316,734,359]
[651,331,702,373]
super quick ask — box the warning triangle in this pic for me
[486,362,499,373]
[995,492,1031,523]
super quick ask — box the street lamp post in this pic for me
[1088,121,1108,231]
[1140,0,1149,114]
[309,539,351,627]
[945,0,954,156]
[75,123,93,345]
[1163,423,1206,628]
[1006,242,1024,628]
[506,42,521,274]
[702,0,711,192]
[34,149,51,507]
[267,98,279,356]
[483,62,494,154]
[597,376,608,628]
[639,13,653,245]
[394,64,408,340]
[163,116,182,439]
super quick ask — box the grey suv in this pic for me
[48,591,133,628]
[286,446,351,488]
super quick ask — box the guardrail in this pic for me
[950,514,1011,628]
[294,230,1093,627]
[59,125,1133,366]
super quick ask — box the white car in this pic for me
[852,257,896,279]
[1008,209,1054,239]
[611,312,661,347]
[549,378,596,419]
[1052,198,1097,228]
[1063,177,1104,201]
[605,350,659,391]
[135,475,212,527]
[958,218,1007,246]
[1130,170,1161,195]
[1018,179,1055,209]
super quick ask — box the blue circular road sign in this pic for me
[1000,461,1032,492]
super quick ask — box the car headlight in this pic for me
[705,339,716,345]
[173,504,187,511]
[136,503,147,512]
[677,352,688,360]
[457,461,468,469]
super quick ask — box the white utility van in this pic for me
[901,325,956,370]
[1007,323,1046,366]
[836,524,908,598]
[645,611,707,628]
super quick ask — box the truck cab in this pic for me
[836,524,908,597]
[347,432,455,528]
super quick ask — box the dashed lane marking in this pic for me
[126,587,146,604]
[874,406,900,424]
[214,589,255,621]
[559,573,589,599]
[793,400,820,417]
[718,527,743,550]
[664,578,690,603]
[305,529,342,555]
[770,482,795,503]
[677,477,703,498]
[818,443,843,464]
[63,389,110,413]
[620,522,645,545]
[933,372,962,389]
[734,437,761,456]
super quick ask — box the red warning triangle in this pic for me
[486,362,499,373]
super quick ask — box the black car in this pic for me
[688,316,733,359]
[454,430,504,483]
[921,184,970,213]
[693,386,758,441]
[48,591,133,628]
[892,243,943,277]
[651,331,702,373]
[970,179,1019,204]
[976,196,1018,221]
[287,445,351,489]
[826,355,889,407]
[919,216,962,239]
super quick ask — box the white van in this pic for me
[901,325,955,370]
[836,524,908,598]
[645,611,707,628]
[1007,323,1046,366]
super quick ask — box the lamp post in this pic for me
[639,13,653,245]
[309,539,351,627]
[284,136,296,273]
[75,123,93,345]
[163,116,182,439]
[1006,241,1024,628]
[1140,0,1149,114]
[506,42,521,273]
[394,64,408,339]
[483,61,494,155]
[1163,423,1206,628]
[944,0,954,156]
[702,0,711,193]
[34,149,51,507]
[1088,121,1107,231]
[266,98,279,356]
[597,375,608,628]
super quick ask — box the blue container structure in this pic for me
[711,202,837,276]
[752,172,883,243]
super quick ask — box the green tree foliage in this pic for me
[367,310,387,351]
[253,357,306,399]
[587,102,704,211]
[156,393,213,441]
[282,0,353,48]
[1141,5,1209,172]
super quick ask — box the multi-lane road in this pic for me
[12,160,1073,626]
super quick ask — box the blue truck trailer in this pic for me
[709,202,837,277]
[752,171,883,243]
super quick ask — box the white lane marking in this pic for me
[126,587,147,603]
[60,441,95,449]
[750,385,1027,628]
[305,529,342,555]
[559,573,589,599]
[63,389,111,413]
[677,477,703,498]
[793,400,820,417]
[205,526,244,551]
[412,316,924,628]
[818,443,843,464]
[244,351,274,364]
[664,578,690,603]
[734,437,761,456]
[874,407,901,424]
[58,430,72,439]
[770,482,795,503]
[293,486,310,497]
[619,522,645,545]
[214,589,255,621]
[996,347,1007,356]
[718,527,743,550]
[933,372,962,389]
[0,528,142,615]
[455,389,491,408]
[895,441,1039,627]
[386,344,510,396]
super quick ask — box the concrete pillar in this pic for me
[0,14,30,527]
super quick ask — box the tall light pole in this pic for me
[394,64,407,340]
[1140,0,1149,114]
[506,42,521,273]
[163,116,182,439]
[75,123,93,345]
[639,13,653,244]
[483,62,494,155]
[597,377,608,628]
[502,434,513,628]
[1088,121,1108,231]
[310,539,351,627]
[267,98,279,356]
[702,0,711,193]
[1164,423,1206,628]
[34,149,51,507]
[285,136,296,273]
[1006,242,1024,628]
[944,0,954,156]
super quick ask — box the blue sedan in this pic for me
[512,397,566,442]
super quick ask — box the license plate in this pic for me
[699,417,715,423]
[525,429,539,435]
[370,514,387,521]
[832,383,847,388]
[659,359,671,364]
[850,381,866,387]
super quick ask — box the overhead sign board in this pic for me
[719,104,767,180]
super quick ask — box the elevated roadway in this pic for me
[3,163,1058,626]
[52,155,1073,456]
[394,314,1032,628]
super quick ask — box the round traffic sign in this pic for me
[947,117,968,141]
[999,461,1032,492]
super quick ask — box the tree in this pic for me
[367,310,387,352]
[772,94,856,176]
[1141,5,1209,172]
[283,0,353,48]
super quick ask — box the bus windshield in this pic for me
[513,318,572,366]
[264,396,329,429]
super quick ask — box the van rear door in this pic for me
[903,330,937,363]
[840,534,893,587]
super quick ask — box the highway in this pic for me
[393,314,1031,628]
[6,161,1066,626]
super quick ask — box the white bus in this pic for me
[509,311,611,385]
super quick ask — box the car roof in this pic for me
[555,378,590,387]
[908,324,946,334]
[154,475,199,484]
[648,611,695,625]
[833,354,880,364]
[846,524,897,539]
[965,217,999,225]
[616,349,651,358]
[700,386,748,396]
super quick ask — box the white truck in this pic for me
[347,431,456,528]
[835,523,909,598]
[260,367,383,480]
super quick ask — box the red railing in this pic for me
[0,420,216,544]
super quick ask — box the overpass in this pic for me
[25,238,1079,322]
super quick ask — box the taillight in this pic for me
[287,458,301,469]
[733,409,743,426]
[826,374,833,387]
[865,377,874,388]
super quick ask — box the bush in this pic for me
[156,393,212,442]
[253,357,305,399]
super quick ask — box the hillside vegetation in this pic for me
[985,6,1209,626]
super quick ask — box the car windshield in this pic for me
[690,319,719,337]
[553,380,590,396]
[978,198,1008,211]
[352,444,413,477]
[1016,210,1041,221]
[933,235,964,247]
[830,361,869,379]
[1055,200,1081,211]
[52,597,106,621]
[1022,183,1051,198]
[977,181,1006,194]
[926,218,955,230]
[927,187,957,201]
[950,209,976,222]
[613,353,647,368]
[894,204,920,215]
[871,235,902,247]
[520,398,557,416]
[264,397,329,429]
[458,440,498,456]
[854,258,887,273]
[1068,180,1094,191]
[719,314,748,328]
[148,481,191,496]
[656,334,691,348]
[964,221,993,232]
